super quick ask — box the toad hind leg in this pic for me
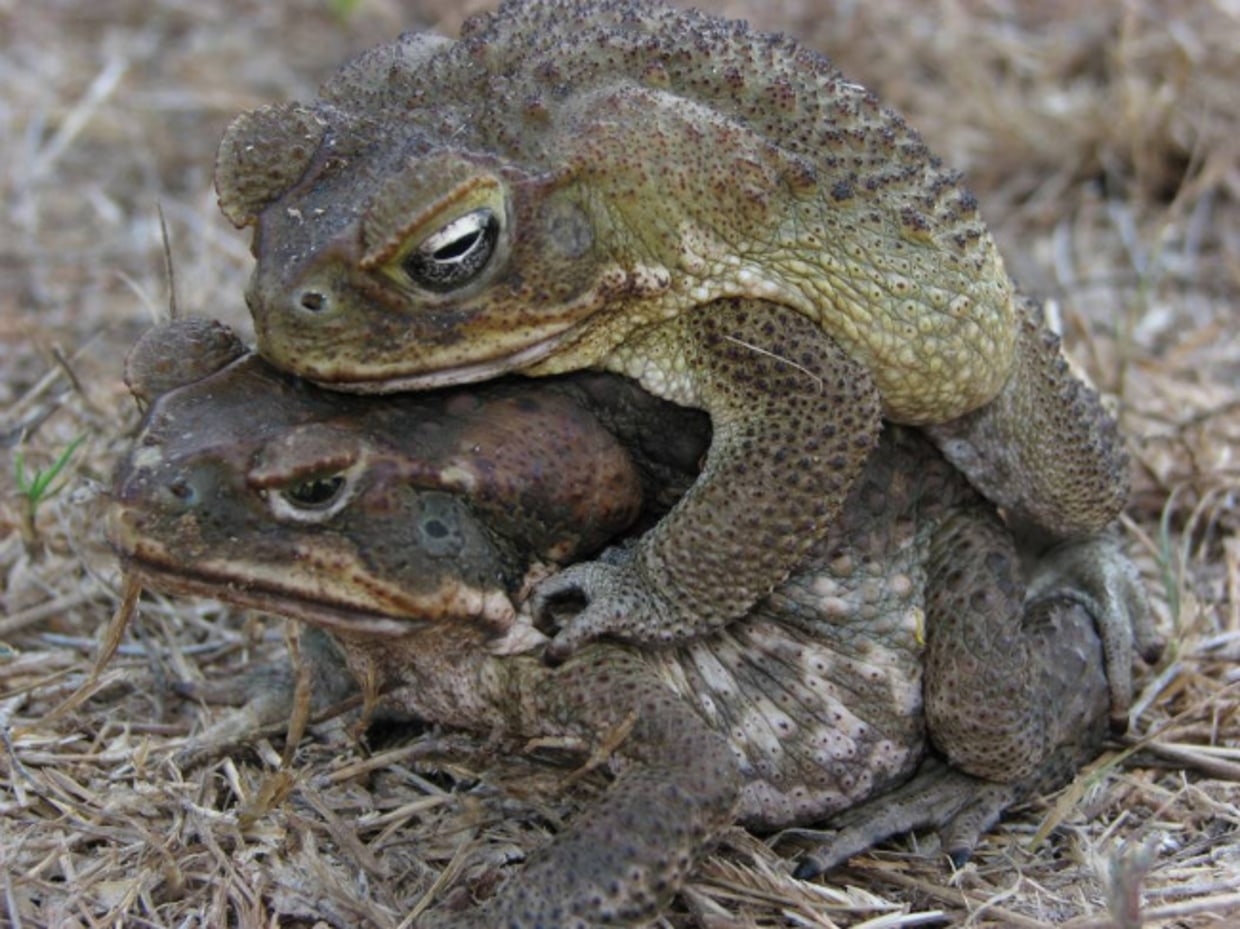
[926,296,1130,540]
[922,508,1118,784]
[1026,533,1161,730]
[925,297,1152,711]
[538,299,882,659]
[790,757,1020,877]
[794,591,1112,878]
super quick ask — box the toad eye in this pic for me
[269,472,355,523]
[403,208,499,293]
[282,475,345,509]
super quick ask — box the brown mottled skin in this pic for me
[215,0,1133,671]
[112,321,1154,928]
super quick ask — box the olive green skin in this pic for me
[215,1,1132,657]
[112,319,1153,928]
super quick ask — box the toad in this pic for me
[111,319,1153,927]
[215,0,1132,666]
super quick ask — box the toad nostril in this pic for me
[298,290,328,313]
[168,476,196,504]
[165,466,218,508]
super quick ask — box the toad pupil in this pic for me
[283,475,345,508]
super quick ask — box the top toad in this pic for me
[216,0,1130,653]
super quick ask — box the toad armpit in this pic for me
[111,319,1155,928]
[216,0,1133,667]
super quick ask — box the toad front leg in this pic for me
[423,649,741,928]
[536,299,882,658]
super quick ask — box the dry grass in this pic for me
[2,0,1238,926]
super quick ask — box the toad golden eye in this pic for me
[281,475,346,510]
[403,208,499,293]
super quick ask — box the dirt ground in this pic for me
[2,1,1238,926]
